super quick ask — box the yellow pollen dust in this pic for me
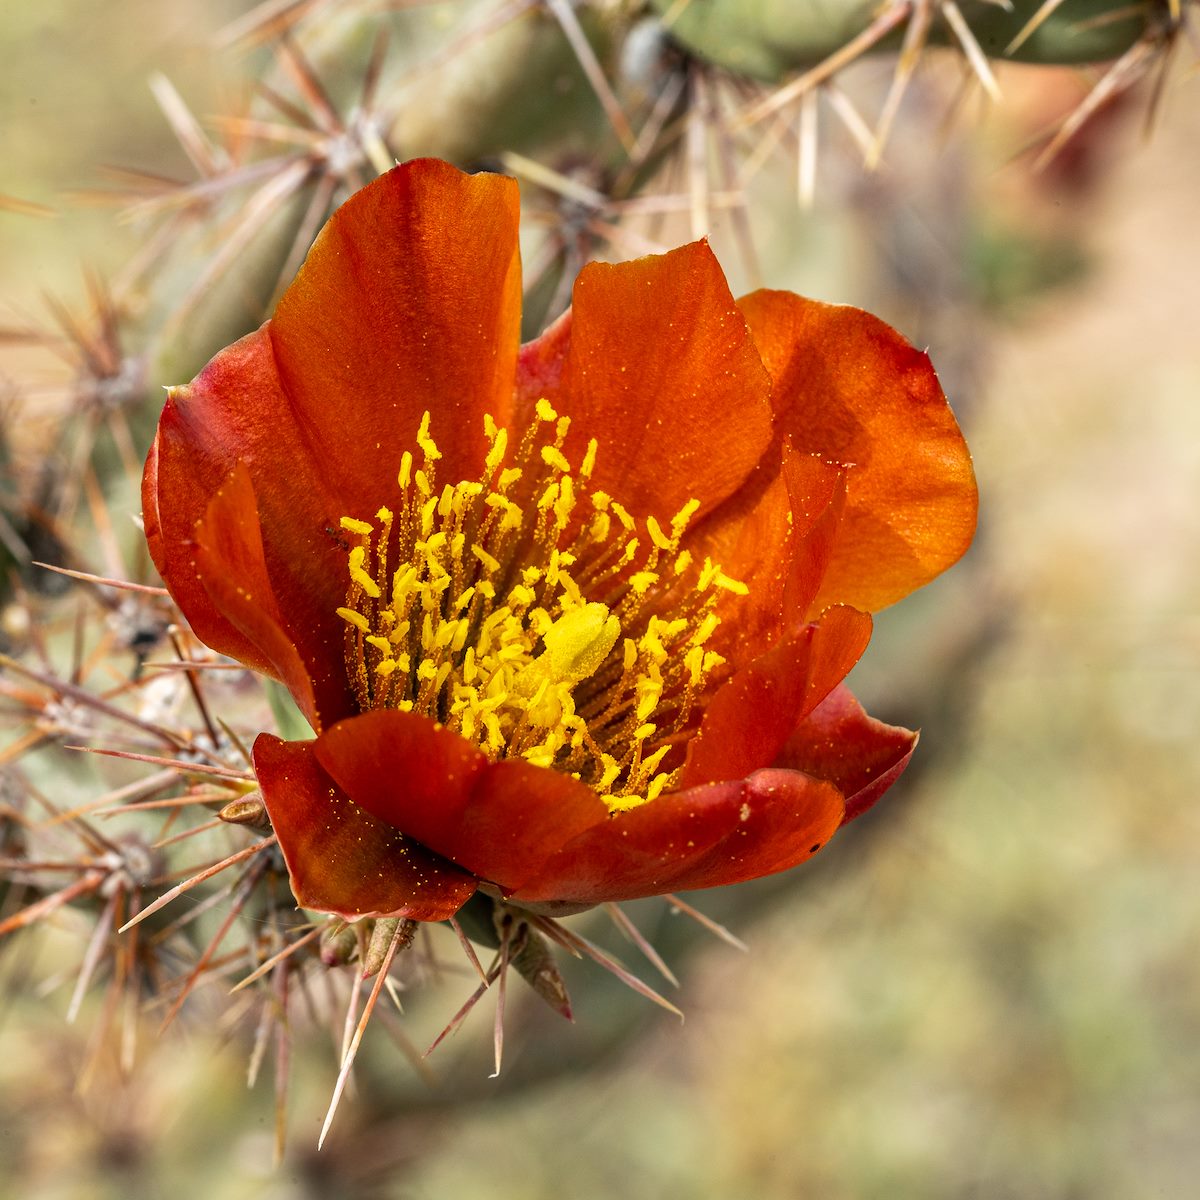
[333,404,743,812]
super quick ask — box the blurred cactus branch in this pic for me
[653,0,1183,79]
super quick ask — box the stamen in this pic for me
[332,407,745,811]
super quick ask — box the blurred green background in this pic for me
[2,3,1198,1198]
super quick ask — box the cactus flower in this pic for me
[143,158,976,922]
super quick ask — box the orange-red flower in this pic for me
[144,159,976,923]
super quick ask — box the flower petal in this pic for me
[684,441,847,665]
[192,463,326,727]
[739,290,978,612]
[271,158,522,486]
[775,684,917,823]
[312,709,610,892]
[253,733,477,922]
[508,769,844,906]
[535,240,774,522]
[679,604,873,789]
[147,328,349,715]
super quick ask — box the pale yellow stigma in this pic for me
[333,406,742,811]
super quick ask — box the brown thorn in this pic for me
[0,871,105,938]
[67,888,120,1023]
[663,893,748,952]
[64,745,254,781]
[941,1,1002,102]
[1005,0,1069,56]
[737,1,912,128]
[527,914,683,1019]
[318,920,409,1150]
[168,629,223,749]
[543,0,636,154]
[870,0,934,169]
[0,654,189,749]
[1033,38,1156,170]
[118,835,276,932]
[604,902,679,987]
[424,960,503,1058]
[448,914,489,985]
[492,915,514,1078]
[159,856,270,1033]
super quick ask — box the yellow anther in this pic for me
[674,549,693,575]
[629,570,658,595]
[348,547,382,598]
[634,722,657,741]
[692,611,720,646]
[375,506,393,523]
[580,438,598,478]
[340,516,373,535]
[485,425,508,473]
[337,607,370,632]
[398,451,413,489]
[420,495,437,537]
[416,411,442,461]
[610,501,635,531]
[472,544,500,574]
[623,639,638,672]
[671,498,701,535]
[415,469,432,497]
[541,445,571,473]
[376,659,398,677]
[366,635,392,655]
[646,773,670,801]
[438,484,455,518]
[646,516,672,551]
[713,571,749,595]
[535,398,558,422]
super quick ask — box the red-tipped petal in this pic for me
[312,709,610,891]
[542,240,774,522]
[191,463,327,727]
[509,769,844,906]
[271,159,522,487]
[680,604,873,789]
[253,734,477,922]
[739,290,978,612]
[776,684,917,823]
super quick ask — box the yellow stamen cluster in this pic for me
[335,403,746,812]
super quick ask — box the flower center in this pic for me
[334,401,745,811]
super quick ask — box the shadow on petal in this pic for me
[313,710,610,892]
[254,733,477,922]
[680,605,873,789]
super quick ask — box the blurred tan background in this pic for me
[2,3,1198,1198]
